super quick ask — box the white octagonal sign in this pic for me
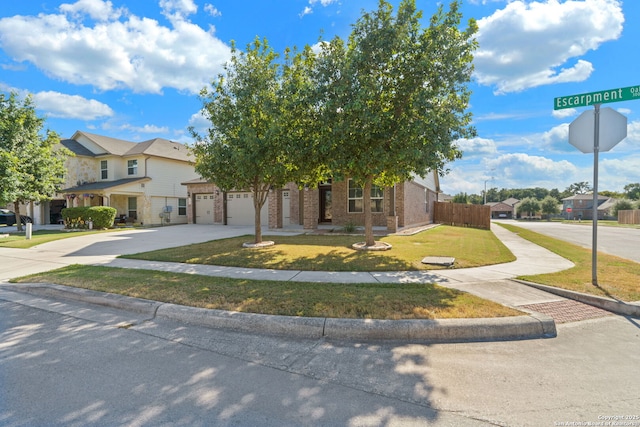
[569,107,627,153]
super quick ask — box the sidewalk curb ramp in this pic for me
[514,279,640,318]
[2,283,557,342]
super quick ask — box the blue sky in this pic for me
[1,0,638,196]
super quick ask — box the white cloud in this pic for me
[541,123,570,151]
[599,154,640,191]
[160,0,197,22]
[301,0,338,18]
[474,0,624,93]
[120,123,169,133]
[187,110,210,136]
[0,0,231,94]
[455,137,498,158]
[489,153,578,188]
[33,91,114,120]
[204,4,222,17]
[59,0,126,21]
[552,108,577,119]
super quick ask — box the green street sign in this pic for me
[554,85,640,110]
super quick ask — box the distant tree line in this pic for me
[453,181,640,205]
[451,181,640,218]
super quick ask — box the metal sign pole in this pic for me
[592,104,600,286]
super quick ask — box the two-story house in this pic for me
[38,131,198,226]
[562,194,610,220]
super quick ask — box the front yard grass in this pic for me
[0,229,122,249]
[496,223,640,302]
[121,225,516,271]
[12,264,522,319]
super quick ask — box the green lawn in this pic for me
[12,264,522,319]
[496,223,640,302]
[0,228,123,249]
[121,225,516,271]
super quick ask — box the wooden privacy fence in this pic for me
[618,209,640,224]
[434,202,491,230]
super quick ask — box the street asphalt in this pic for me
[0,222,638,342]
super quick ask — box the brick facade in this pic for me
[184,175,438,231]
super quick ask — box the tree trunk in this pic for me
[253,183,269,244]
[13,201,24,232]
[254,203,262,244]
[363,178,375,247]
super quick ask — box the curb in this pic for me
[1,283,161,317]
[1,283,557,342]
[513,279,640,318]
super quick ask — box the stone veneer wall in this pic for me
[183,183,223,224]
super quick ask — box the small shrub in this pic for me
[342,220,359,233]
[61,206,117,229]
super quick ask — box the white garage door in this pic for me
[195,193,215,224]
[227,192,268,226]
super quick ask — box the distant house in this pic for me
[32,131,199,226]
[562,194,610,220]
[486,201,515,219]
[182,172,441,232]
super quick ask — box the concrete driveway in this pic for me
[0,224,299,281]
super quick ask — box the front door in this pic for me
[319,187,332,223]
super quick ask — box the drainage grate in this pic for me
[519,299,613,324]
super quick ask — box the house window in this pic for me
[127,159,138,175]
[128,197,137,220]
[100,160,108,180]
[178,198,186,215]
[348,179,383,213]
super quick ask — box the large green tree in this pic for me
[624,183,640,200]
[540,196,560,220]
[0,92,69,231]
[191,38,320,244]
[312,0,477,246]
[566,181,592,195]
[518,197,541,219]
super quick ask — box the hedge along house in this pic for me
[50,131,199,226]
[182,171,441,232]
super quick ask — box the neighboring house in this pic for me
[502,197,520,208]
[486,201,515,219]
[562,194,610,220]
[182,172,441,232]
[31,131,199,226]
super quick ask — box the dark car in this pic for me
[0,209,32,226]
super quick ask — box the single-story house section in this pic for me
[486,202,514,219]
[28,131,200,226]
[182,172,441,231]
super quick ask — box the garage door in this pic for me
[195,193,215,224]
[227,192,268,226]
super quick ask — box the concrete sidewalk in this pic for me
[0,223,624,341]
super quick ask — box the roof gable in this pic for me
[59,139,95,157]
[72,131,135,156]
[68,131,193,162]
[126,138,193,162]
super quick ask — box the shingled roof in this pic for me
[68,131,193,162]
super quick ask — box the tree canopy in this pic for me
[0,91,69,231]
[311,0,477,246]
[191,38,321,243]
[193,1,477,247]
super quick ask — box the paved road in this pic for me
[1,291,639,427]
[494,220,640,263]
